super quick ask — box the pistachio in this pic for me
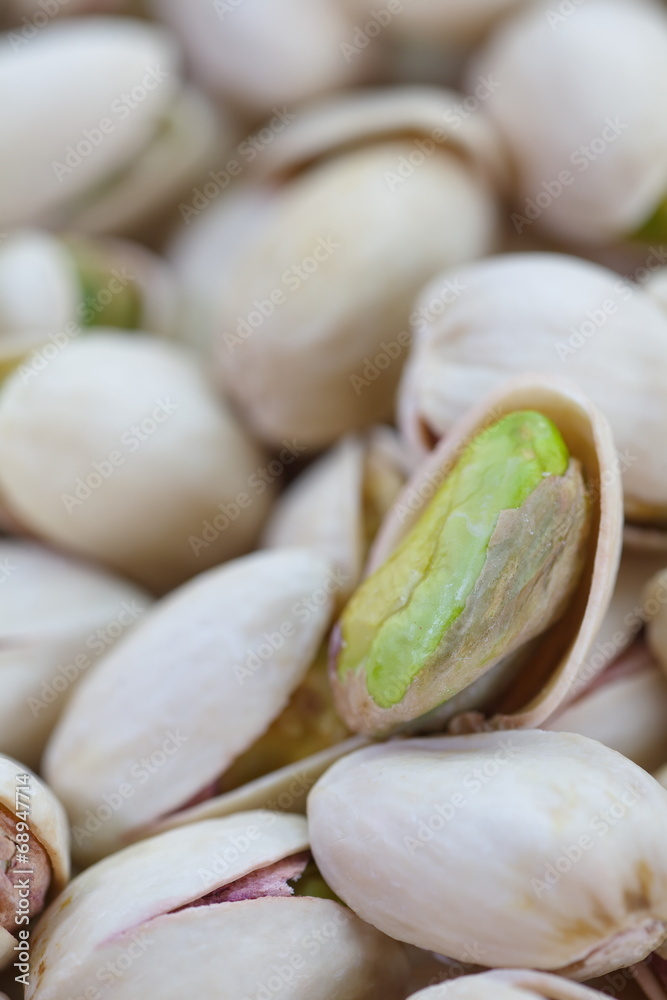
[400,253,667,532]
[149,0,375,120]
[332,377,621,736]
[0,755,69,971]
[342,0,526,47]
[43,549,342,864]
[642,569,667,681]
[0,331,272,592]
[546,640,667,774]
[28,811,409,1000]
[0,16,229,235]
[307,730,667,979]
[407,970,613,1000]
[0,538,151,768]
[263,428,407,608]
[470,0,667,244]
[173,87,500,448]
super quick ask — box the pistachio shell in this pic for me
[0,331,272,592]
[342,0,526,46]
[308,730,667,979]
[471,0,667,242]
[149,0,373,118]
[44,549,337,864]
[407,970,612,1000]
[263,428,407,607]
[338,375,621,734]
[0,755,70,970]
[400,253,667,526]
[546,641,667,773]
[643,569,667,679]
[28,811,409,1000]
[0,538,151,768]
[646,266,667,316]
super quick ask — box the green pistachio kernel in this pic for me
[66,238,143,331]
[336,411,589,716]
[634,193,667,244]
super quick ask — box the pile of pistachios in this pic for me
[3,2,667,999]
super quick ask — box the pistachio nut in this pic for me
[332,376,622,736]
[400,253,667,533]
[642,569,667,681]
[28,811,409,1000]
[0,228,177,379]
[342,0,527,47]
[0,755,70,972]
[263,428,407,608]
[43,549,345,864]
[0,331,272,592]
[149,0,375,120]
[0,538,151,768]
[308,730,667,979]
[546,640,667,774]
[407,970,613,1000]
[0,16,228,235]
[470,0,667,244]
[174,87,500,448]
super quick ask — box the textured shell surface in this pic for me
[407,969,614,999]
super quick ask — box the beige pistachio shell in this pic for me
[0,331,271,593]
[342,375,622,734]
[149,0,372,119]
[400,253,667,526]
[471,0,667,243]
[0,755,70,970]
[643,568,667,678]
[28,811,409,1000]
[210,87,499,449]
[44,549,337,865]
[408,970,613,1000]
[0,539,151,768]
[263,428,407,607]
[342,0,526,46]
[546,641,667,773]
[308,730,667,979]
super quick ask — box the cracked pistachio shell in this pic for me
[334,376,621,736]
[308,730,667,979]
[28,811,409,1000]
[0,332,272,593]
[546,641,667,774]
[471,0,667,243]
[0,18,228,236]
[149,0,374,119]
[342,0,526,46]
[0,539,151,768]
[200,87,500,448]
[0,229,177,377]
[44,549,337,865]
[0,755,70,971]
[400,253,667,531]
[408,970,613,1000]
[263,428,407,608]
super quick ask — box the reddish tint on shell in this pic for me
[0,804,51,932]
[175,852,310,911]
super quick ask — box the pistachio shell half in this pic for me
[0,755,70,971]
[333,375,622,736]
[0,331,272,592]
[28,811,409,1000]
[0,538,151,768]
[43,549,339,864]
[400,253,667,532]
[407,970,613,1000]
[308,730,667,979]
